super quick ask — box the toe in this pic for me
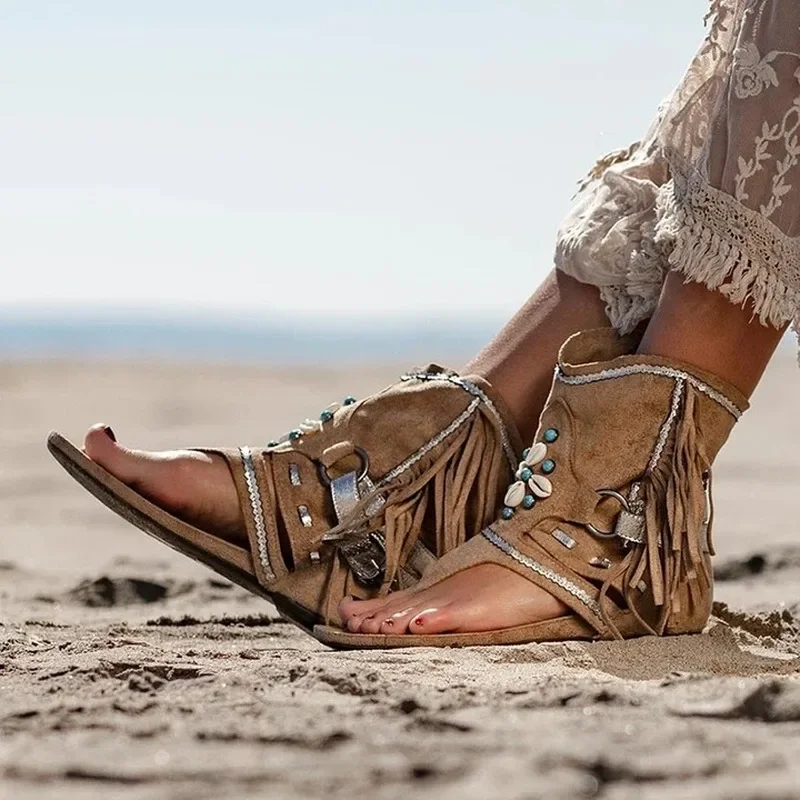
[408,605,458,635]
[84,424,138,481]
[359,614,386,635]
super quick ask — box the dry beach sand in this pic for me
[3,355,800,800]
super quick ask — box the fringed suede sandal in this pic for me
[48,366,522,637]
[316,329,749,648]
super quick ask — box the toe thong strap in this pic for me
[409,526,618,639]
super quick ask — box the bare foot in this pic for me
[339,564,569,635]
[83,424,245,544]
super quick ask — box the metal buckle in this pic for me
[338,531,386,588]
[317,446,370,487]
[585,489,631,539]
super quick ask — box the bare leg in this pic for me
[467,269,609,443]
[83,269,607,545]
[341,275,788,636]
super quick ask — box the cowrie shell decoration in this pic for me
[504,481,527,508]
[529,474,553,498]
[524,442,547,467]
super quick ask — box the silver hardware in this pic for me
[589,557,612,569]
[298,505,313,528]
[330,471,360,524]
[309,550,321,564]
[317,446,370,487]
[614,508,646,545]
[552,529,576,550]
[637,580,648,593]
[289,463,301,487]
[483,528,602,617]
[239,447,276,582]
[585,489,631,539]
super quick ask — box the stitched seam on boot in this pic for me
[482,527,602,617]
[239,446,276,582]
[555,365,742,420]
[401,372,518,469]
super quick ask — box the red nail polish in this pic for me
[414,617,424,626]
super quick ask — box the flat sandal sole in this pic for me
[47,432,320,636]
[313,615,599,649]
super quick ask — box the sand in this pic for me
[2,355,800,800]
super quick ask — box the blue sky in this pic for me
[2,1,705,317]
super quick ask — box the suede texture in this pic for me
[327,329,749,646]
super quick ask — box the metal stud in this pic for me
[552,529,576,550]
[289,464,301,487]
[298,505,313,527]
[589,556,612,569]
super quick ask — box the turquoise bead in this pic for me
[522,447,531,460]
[288,429,302,442]
[320,409,334,422]
[501,507,514,520]
[541,459,555,474]
[522,495,535,509]
[343,395,357,406]
[267,440,278,447]
[519,467,533,482]
[544,428,559,443]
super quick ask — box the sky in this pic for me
[2,1,707,319]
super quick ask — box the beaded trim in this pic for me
[239,446,276,582]
[401,372,518,471]
[376,399,481,488]
[483,528,602,617]
[556,365,742,420]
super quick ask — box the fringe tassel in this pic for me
[320,405,507,602]
[621,382,711,636]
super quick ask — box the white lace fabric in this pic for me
[556,0,800,336]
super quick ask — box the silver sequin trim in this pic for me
[401,372,518,471]
[375,398,481,489]
[647,378,685,474]
[483,528,602,617]
[289,463,301,487]
[239,446,276,582]
[556,365,742,420]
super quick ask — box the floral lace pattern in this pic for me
[555,0,800,339]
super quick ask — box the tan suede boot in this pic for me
[317,329,749,648]
[48,365,523,637]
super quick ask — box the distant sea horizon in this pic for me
[3,308,795,366]
[0,309,506,365]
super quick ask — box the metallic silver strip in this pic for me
[401,372,517,471]
[330,471,360,524]
[556,365,742,420]
[359,475,385,518]
[298,504,313,528]
[483,528,602,617]
[288,463,301,487]
[239,446,276,582]
[552,529,576,550]
[376,398,481,488]
[647,379,684,474]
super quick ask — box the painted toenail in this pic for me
[414,617,424,626]
[103,426,117,442]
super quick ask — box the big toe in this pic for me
[84,424,140,482]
